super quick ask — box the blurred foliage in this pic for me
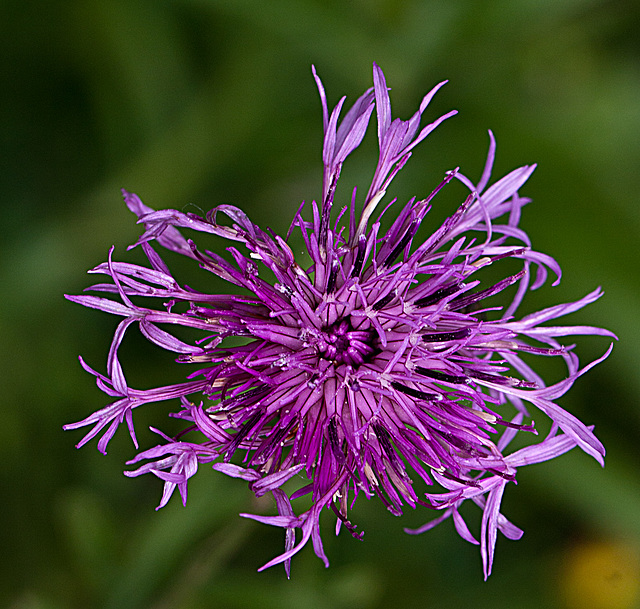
[2,0,640,608]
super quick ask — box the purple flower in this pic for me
[66,63,615,578]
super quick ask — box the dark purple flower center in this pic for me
[318,319,376,366]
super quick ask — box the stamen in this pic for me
[486,468,517,482]
[221,384,270,408]
[330,502,364,540]
[225,412,262,460]
[465,369,537,388]
[350,234,367,278]
[328,417,347,465]
[326,260,339,293]
[414,284,461,307]
[372,291,395,311]
[495,418,536,433]
[448,270,525,312]
[415,367,469,384]
[391,381,439,401]
[438,469,481,488]
[382,219,418,267]
[251,422,293,465]
[422,328,471,343]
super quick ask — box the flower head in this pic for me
[66,63,615,578]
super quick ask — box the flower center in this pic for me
[318,319,376,367]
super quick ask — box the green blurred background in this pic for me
[2,1,639,608]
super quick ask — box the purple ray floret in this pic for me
[65,63,615,579]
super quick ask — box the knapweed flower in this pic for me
[66,63,615,579]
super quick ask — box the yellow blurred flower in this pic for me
[560,540,640,609]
